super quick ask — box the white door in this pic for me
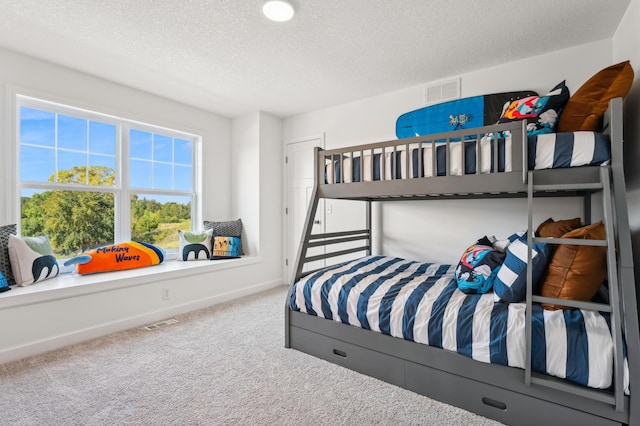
[286,136,325,282]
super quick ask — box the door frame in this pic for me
[283,133,325,284]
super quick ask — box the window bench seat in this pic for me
[0,256,261,309]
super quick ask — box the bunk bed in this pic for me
[284,97,639,425]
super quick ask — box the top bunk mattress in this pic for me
[289,255,629,394]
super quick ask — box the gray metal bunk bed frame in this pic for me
[284,98,639,425]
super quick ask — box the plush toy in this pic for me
[64,241,165,275]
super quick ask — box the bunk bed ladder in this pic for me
[286,147,374,348]
[524,168,625,411]
[289,148,373,285]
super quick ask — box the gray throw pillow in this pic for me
[0,224,17,286]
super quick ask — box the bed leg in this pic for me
[284,285,294,348]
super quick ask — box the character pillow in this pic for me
[178,229,213,261]
[64,241,165,274]
[498,81,570,136]
[455,236,506,294]
[8,234,59,286]
[211,236,242,259]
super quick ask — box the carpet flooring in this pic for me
[0,286,502,425]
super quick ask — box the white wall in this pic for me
[613,0,640,292]
[258,112,285,280]
[231,110,284,284]
[613,0,640,67]
[232,112,261,255]
[0,47,284,363]
[283,39,615,263]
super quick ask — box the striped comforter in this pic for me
[290,255,628,392]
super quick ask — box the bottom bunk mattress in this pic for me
[289,255,629,392]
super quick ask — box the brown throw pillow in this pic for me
[556,61,634,132]
[535,218,583,238]
[540,221,607,310]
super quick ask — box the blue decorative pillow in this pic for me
[0,271,10,293]
[498,81,570,136]
[203,219,244,255]
[211,236,242,260]
[178,229,213,261]
[455,236,506,294]
[494,235,551,303]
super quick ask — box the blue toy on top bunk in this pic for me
[396,82,569,139]
[395,90,537,139]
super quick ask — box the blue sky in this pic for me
[20,106,193,203]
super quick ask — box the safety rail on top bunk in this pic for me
[317,120,528,200]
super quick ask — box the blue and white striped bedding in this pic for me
[325,132,609,183]
[290,255,629,392]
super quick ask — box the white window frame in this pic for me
[14,94,202,259]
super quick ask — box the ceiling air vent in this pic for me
[425,78,460,105]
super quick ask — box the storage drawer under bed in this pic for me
[289,325,405,388]
[288,324,624,425]
[405,360,621,426]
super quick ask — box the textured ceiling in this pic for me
[0,0,630,118]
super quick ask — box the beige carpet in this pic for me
[0,286,502,425]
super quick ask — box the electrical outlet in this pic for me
[162,288,170,300]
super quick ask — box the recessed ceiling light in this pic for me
[263,0,295,22]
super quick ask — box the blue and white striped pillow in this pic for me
[494,235,551,303]
[528,132,610,170]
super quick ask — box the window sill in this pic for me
[0,256,261,309]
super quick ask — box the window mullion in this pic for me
[54,113,59,183]
[192,136,200,231]
[118,122,131,243]
[86,118,90,185]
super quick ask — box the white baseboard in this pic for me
[0,279,284,365]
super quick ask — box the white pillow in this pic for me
[178,229,213,261]
[8,234,59,286]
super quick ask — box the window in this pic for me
[17,96,200,257]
